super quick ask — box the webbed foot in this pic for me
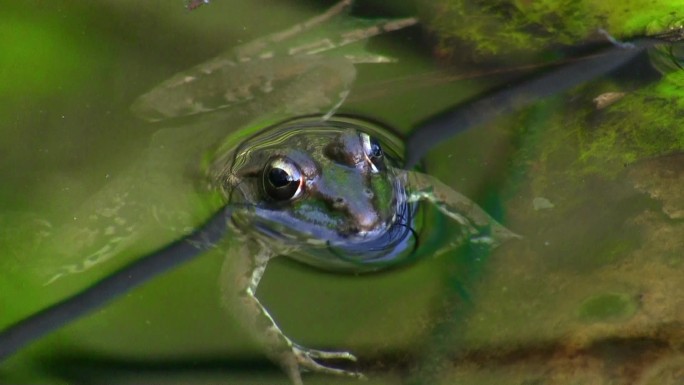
[470,221,522,247]
[283,344,366,384]
[403,170,522,247]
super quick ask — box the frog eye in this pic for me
[263,158,304,201]
[360,133,384,172]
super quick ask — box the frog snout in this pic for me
[332,196,380,233]
[353,210,380,232]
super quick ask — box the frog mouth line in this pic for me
[233,199,418,272]
[248,205,394,243]
[244,196,416,246]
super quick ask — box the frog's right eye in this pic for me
[263,158,304,201]
[360,133,384,173]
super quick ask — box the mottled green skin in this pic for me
[213,120,409,271]
[227,126,399,236]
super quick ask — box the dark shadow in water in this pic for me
[39,350,409,384]
[38,326,678,384]
[43,353,283,384]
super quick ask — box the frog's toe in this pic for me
[295,344,358,361]
[468,222,522,247]
[292,344,366,379]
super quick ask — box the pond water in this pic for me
[1,1,683,384]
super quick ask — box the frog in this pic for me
[208,116,519,384]
[40,2,518,385]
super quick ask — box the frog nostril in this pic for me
[333,197,346,208]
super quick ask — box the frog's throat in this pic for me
[248,205,395,244]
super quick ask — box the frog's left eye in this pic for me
[263,157,304,201]
[360,133,384,172]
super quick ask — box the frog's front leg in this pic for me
[220,239,363,385]
[400,170,521,246]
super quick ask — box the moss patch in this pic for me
[578,71,684,174]
[424,0,684,59]
[425,0,593,58]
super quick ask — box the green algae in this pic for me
[424,0,593,58]
[509,69,684,193]
[424,0,684,59]
[578,72,684,174]
[592,1,684,37]
[577,292,638,322]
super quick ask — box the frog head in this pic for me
[211,117,418,271]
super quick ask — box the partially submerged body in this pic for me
[210,116,518,384]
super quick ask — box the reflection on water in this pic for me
[1,1,683,384]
